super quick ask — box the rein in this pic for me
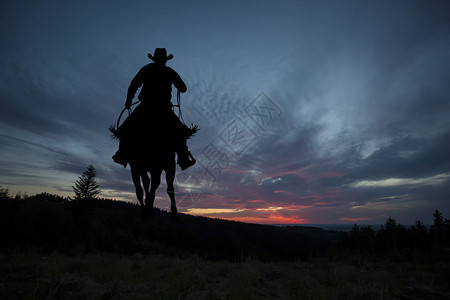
[172,90,187,126]
[116,101,139,130]
[115,91,190,130]
[110,91,198,140]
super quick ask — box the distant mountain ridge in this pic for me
[276,224,383,232]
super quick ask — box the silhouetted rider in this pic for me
[113,48,196,170]
[126,49,186,110]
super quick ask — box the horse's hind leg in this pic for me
[166,166,179,223]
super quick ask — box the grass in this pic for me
[1,252,449,299]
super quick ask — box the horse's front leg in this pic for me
[145,168,161,212]
[141,171,150,203]
[166,166,179,223]
[130,166,144,206]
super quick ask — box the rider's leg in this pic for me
[113,107,143,168]
[176,138,196,171]
[112,139,129,168]
[168,111,196,171]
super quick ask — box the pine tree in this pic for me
[70,165,101,231]
[72,165,101,200]
[0,186,9,200]
[431,209,444,232]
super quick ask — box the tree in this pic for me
[70,165,101,231]
[431,209,444,232]
[72,165,101,200]
[414,220,427,233]
[0,186,9,200]
[384,217,398,231]
[380,217,400,254]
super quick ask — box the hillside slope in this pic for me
[0,194,342,261]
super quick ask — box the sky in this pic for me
[1,0,450,225]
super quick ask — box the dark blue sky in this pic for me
[1,0,450,224]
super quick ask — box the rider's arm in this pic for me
[125,69,145,108]
[170,68,187,93]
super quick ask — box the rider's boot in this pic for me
[177,149,196,171]
[112,140,129,168]
[112,150,128,168]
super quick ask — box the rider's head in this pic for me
[148,48,173,65]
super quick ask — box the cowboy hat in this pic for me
[148,48,173,62]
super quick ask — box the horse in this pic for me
[110,104,197,223]
[129,140,180,223]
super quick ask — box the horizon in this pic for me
[0,186,438,229]
[1,0,450,225]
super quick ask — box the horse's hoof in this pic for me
[171,213,180,223]
[144,196,154,208]
[141,207,153,221]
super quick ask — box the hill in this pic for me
[0,193,343,261]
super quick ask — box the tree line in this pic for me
[339,210,450,261]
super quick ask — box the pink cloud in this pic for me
[184,199,313,224]
[224,214,307,225]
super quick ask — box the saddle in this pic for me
[110,102,198,170]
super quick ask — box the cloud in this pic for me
[1,0,450,224]
[350,173,450,188]
[186,208,247,215]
